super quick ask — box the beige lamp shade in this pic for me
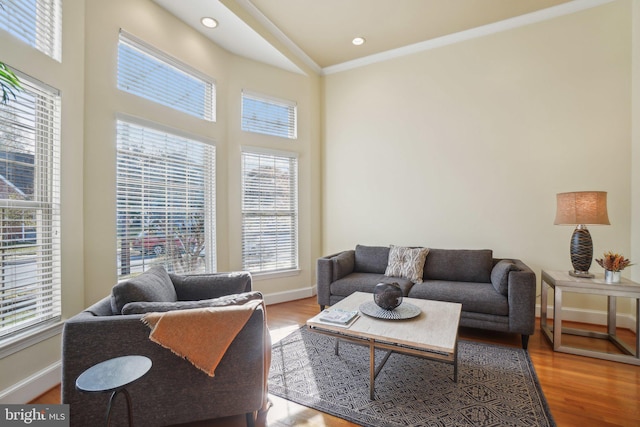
[554,191,610,225]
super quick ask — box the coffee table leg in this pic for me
[369,340,375,400]
[335,338,339,356]
[453,341,458,383]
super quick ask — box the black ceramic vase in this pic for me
[373,282,403,310]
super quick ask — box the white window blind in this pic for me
[116,119,216,278]
[0,71,61,341]
[0,0,62,61]
[241,149,298,273]
[241,91,297,139]
[117,31,216,122]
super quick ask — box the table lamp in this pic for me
[554,191,610,278]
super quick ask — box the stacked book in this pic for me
[317,308,359,326]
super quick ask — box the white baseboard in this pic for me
[536,304,637,333]
[263,285,317,306]
[0,361,61,404]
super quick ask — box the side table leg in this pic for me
[607,296,617,336]
[553,287,562,351]
[636,298,640,358]
[105,388,134,427]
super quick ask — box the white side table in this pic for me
[540,270,640,365]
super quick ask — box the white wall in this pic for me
[632,1,640,283]
[323,1,634,314]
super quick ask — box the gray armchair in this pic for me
[62,268,268,427]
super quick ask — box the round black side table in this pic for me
[76,355,152,427]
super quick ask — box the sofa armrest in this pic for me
[317,250,354,308]
[62,306,266,426]
[169,271,252,301]
[507,260,537,335]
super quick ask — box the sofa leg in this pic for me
[319,304,325,311]
[246,411,256,427]
[521,334,530,350]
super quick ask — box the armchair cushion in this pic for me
[122,291,263,314]
[111,266,177,314]
[170,271,252,301]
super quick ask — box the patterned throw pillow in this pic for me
[385,245,430,284]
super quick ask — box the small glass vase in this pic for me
[604,270,621,284]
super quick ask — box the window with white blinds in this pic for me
[241,91,297,139]
[116,119,216,278]
[117,31,216,122]
[0,0,62,61]
[0,71,61,341]
[241,149,298,273]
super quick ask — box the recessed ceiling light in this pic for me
[352,37,366,46]
[200,17,218,29]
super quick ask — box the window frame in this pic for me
[241,147,299,275]
[241,90,297,139]
[117,30,216,122]
[115,116,217,279]
[0,0,63,61]
[0,69,62,354]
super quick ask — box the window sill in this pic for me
[0,322,65,359]
[251,269,301,281]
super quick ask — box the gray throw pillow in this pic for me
[122,291,263,315]
[491,260,516,296]
[111,265,177,314]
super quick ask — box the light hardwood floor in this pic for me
[31,296,640,426]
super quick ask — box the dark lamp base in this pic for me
[569,270,594,278]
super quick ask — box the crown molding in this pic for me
[322,0,615,75]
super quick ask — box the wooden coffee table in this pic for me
[307,291,462,399]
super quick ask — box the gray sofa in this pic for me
[62,267,267,427]
[317,245,536,349]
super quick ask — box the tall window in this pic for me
[241,149,298,273]
[116,120,216,278]
[0,71,61,341]
[117,31,216,121]
[0,0,62,61]
[241,91,297,139]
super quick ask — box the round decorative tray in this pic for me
[359,301,421,320]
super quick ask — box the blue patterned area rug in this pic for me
[268,327,555,427]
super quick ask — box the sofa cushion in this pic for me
[354,245,390,274]
[330,273,415,297]
[121,291,263,314]
[332,250,355,281]
[491,260,517,296]
[408,280,509,316]
[384,245,429,284]
[111,266,177,314]
[423,249,493,283]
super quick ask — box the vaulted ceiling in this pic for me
[153,0,608,75]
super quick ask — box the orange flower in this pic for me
[595,252,633,272]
